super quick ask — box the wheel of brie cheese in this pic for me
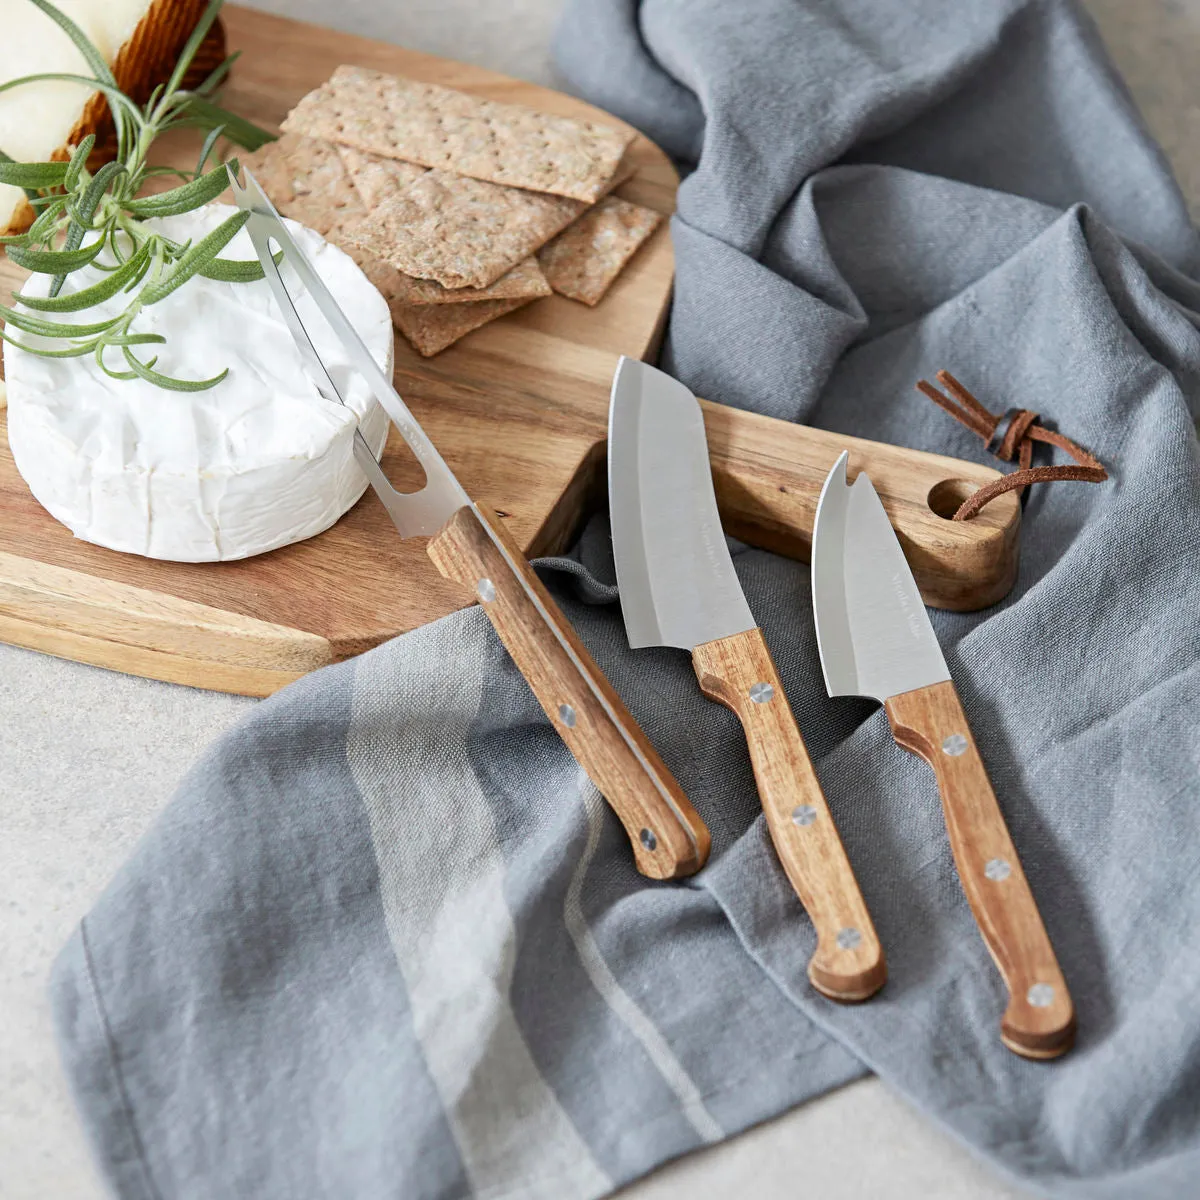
[4,203,393,561]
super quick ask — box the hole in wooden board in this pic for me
[927,478,980,520]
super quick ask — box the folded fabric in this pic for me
[54,1,1200,1197]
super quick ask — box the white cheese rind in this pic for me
[4,205,394,561]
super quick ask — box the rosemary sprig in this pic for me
[0,0,276,391]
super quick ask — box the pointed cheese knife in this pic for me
[812,451,1074,1057]
[609,358,885,1002]
[229,167,710,880]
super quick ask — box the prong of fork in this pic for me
[230,165,469,537]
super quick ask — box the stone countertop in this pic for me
[3,2,1197,1197]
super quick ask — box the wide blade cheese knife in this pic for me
[812,451,1075,1057]
[609,358,885,1001]
[229,167,710,880]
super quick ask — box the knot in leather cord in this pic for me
[916,370,1109,521]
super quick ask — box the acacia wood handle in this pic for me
[886,680,1075,1059]
[426,505,711,879]
[693,627,886,1002]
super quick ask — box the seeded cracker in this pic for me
[241,133,365,236]
[398,257,552,305]
[390,297,536,357]
[538,196,664,306]
[339,169,585,290]
[329,153,553,305]
[281,65,634,203]
[335,145,426,210]
[331,218,553,308]
[605,149,639,193]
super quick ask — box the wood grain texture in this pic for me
[0,550,326,695]
[702,404,1020,613]
[693,628,886,1002]
[0,4,1020,695]
[427,504,710,879]
[886,680,1075,1059]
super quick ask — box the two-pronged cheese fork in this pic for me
[228,164,710,879]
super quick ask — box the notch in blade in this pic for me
[811,451,949,704]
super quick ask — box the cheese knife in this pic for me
[229,167,710,880]
[609,358,885,1001]
[811,451,1075,1057]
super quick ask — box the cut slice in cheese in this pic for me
[0,0,211,233]
[4,205,395,562]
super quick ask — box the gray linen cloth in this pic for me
[52,0,1200,1197]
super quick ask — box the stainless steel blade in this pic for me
[811,451,950,703]
[608,357,755,650]
[228,165,468,537]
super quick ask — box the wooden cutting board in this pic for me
[0,5,1020,698]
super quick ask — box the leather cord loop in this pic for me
[916,370,1108,521]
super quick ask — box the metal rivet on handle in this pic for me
[558,704,577,728]
[640,828,657,851]
[748,682,775,704]
[792,805,817,827]
[1027,983,1055,1008]
[985,857,1012,881]
[837,928,862,951]
[477,577,496,603]
[942,733,968,757]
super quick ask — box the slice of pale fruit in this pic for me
[0,0,212,233]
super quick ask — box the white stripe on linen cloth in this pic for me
[347,617,611,1199]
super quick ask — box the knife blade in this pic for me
[812,451,1075,1057]
[228,166,710,880]
[609,358,885,1002]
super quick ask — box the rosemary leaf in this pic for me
[0,161,69,188]
[17,243,151,313]
[22,196,70,245]
[196,51,241,98]
[174,97,276,152]
[195,125,226,177]
[53,160,126,296]
[95,345,138,381]
[122,344,230,392]
[140,209,250,306]
[0,148,40,203]
[8,238,105,275]
[108,333,167,346]
[66,161,126,231]
[0,303,119,339]
[142,166,195,182]
[63,134,96,191]
[162,0,226,104]
[124,159,235,219]
[0,326,100,357]
[199,248,283,283]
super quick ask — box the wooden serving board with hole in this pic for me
[0,5,1020,697]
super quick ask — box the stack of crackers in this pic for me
[244,66,665,356]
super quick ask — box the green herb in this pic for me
[0,0,277,391]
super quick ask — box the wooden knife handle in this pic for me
[693,628,886,1002]
[886,680,1075,1059]
[426,505,711,879]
